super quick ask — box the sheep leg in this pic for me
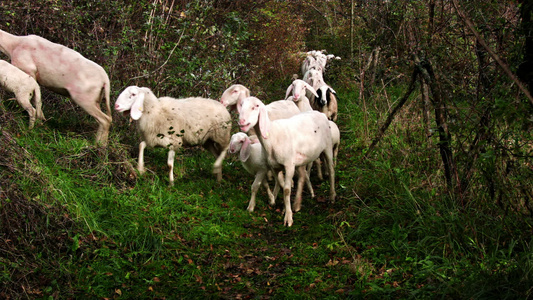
[305,167,315,198]
[247,170,267,212]
[138,141,147,175]
[212,143,229,182]
[167,149,175,186]
[323,149,336,203]
[205,141,228,182]
[315,158,324,180]
[70,91,112,145]
[32,87,45,121]
[14,92,37,129]
[282,166,295,227]
[263,178,276,206]
[272,170,284,204]
[293,165,308,212]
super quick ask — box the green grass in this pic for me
[1,88,533,299]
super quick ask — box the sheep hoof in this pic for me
[283,214,293,227]
[330,192,336,203]
[293,203,301,213]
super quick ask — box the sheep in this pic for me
[229,131,316,212]
[310,120,341,180]
[229,132,278,212]
[284,79,318,112]
[221,84,313,195]
[220,84,301,140]
[285,79,324,181]
[0,29,112,145]
[329,121,340,166]
[0,59,44,128]
[220,84,300,120]
[301,70,338,122]
[238,96,336,227]
[301,55,321,76]
[115,86,232,185]
[314,85,338,122]
[303,69,326,92]
[301,50,341,77]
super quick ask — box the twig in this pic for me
[130,28,185,81]
[365,66,419,158]
[451,0,533,106]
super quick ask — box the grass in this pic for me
[1,87,533,299]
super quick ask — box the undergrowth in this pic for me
[1,88,532,299]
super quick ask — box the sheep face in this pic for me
[115,86,145,120]
[229,132,247,154]
[238,97,264,134]
[316,86,336,107]
[229,132,252,162]
[220,84,249,108]
[285,80,317,102]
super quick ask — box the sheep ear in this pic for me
[258,105,270,139]
[130,91,145,120]
[304,82,318,97]
[240,138,251,161]
[285,84,294,99]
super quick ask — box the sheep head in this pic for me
[115,86,146,120]
[220,84,250,109]
[238,97,269,138]
[316,85,337,107]
[229,132,252,162]
[285,79,318,102]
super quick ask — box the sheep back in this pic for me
[138,97,231,150]
[265,100,300,121]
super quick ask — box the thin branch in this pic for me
[451,0,533,106]
[365,66,419,158]
[130,28,185,81]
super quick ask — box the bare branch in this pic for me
[451,0,533,106]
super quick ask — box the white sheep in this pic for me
[301,55,321,76]
[329,121,340,166]
[0,29,112,145]
[303,69,326,91]
[115,86,232,185]
[220,84,301,140]
[238,96,336,227]
[229,132,278,212]
[0,59,44,128]
[301,50,341,77]
[221,84,314,197]
[310,120,341,180]
[284,79,318,112]
[220,84,300,120]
